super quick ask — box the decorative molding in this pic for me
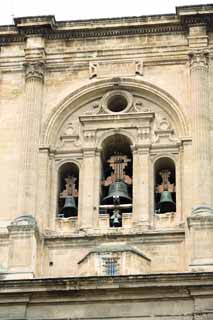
[190,205,213,217]
[7,215,38,232]
[0,24,187,44]
[135,60,143,76]
[46,24,187,40]
[78,244,151,264]
[42,78,188,146]
[59,121,81,148]
[2,6,213,44]
[89,62,98,79]
[24,61,45,81]
[189,50,209,69]
[153,117,179,144]
[83,130,96,147]
[137,127,151,142]
[132,99,152,113]
[89,60,142,79]
[180,15,211,25]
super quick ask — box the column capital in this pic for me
[188,50,209,69]
[24,61,45,81]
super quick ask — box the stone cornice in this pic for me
[0,24,186,44]
[0,5,209,44]
[0,5,212,44]
[177,4,213,17]
[0,272,213,294]
[43,228,185,245]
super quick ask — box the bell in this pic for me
[60,196,77,217]
[103,180,131,204]
[110,209,121,226]
[158,191,176,213]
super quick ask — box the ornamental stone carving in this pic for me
[135,60,143,76]
[189,50,209,69]
[59,122,81,149]
[89,62,98,79]
[88,60,142,78]
[133,99,151,113]
[83,130,96,146]
[8,215,38,232]
[10,215,37,227]
[25,61,45,81]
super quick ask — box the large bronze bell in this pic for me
[60,196,77,217]
[158,191,176,213]
[102,180,131,204]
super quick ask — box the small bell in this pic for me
[60,196,77,217]
[110,208,121,227]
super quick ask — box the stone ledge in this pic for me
[177,4,213,16]
[0,272,213,294]
[14,16,56,30]
[43,228,185,244]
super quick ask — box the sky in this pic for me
[0,0,213,25]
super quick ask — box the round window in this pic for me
[101,90,133,114]
[107,94,128,112]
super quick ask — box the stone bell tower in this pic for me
[0,4,213,320]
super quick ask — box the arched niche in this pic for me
[57,162,79,218]
[100,134,133,227]
[154,157,176,214]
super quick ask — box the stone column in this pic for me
[189,50,212,215]
[132,146,150,228]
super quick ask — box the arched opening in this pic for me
[57,162,79,218]
[154,157,176,214]
[100,134,133,227]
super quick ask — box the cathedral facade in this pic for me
[0,4,213,319]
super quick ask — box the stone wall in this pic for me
[0,5,213,319]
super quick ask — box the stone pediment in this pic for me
[78,243,151,276]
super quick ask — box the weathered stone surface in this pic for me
[0,3,213,319]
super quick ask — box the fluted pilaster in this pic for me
[19,61,45,216]
[189,50,212,214]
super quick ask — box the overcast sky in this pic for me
[1,0,213,25]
